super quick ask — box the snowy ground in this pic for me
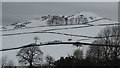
[1,12,117,66]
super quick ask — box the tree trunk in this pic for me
[34,39,37,44]
[29,62,32,68]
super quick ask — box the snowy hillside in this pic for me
[1,12,117,66]
[1,12,112,31]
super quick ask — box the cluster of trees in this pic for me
[13,21,32,29]
[14,24,26,29]
[41,14,89,26]
[54,25,120,67]
[86,26,120,66]
[69,15,89,25]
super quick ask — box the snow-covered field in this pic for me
[1,12,117,66]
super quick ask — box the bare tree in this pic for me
[16,46,43,67]
[45,55,54,66]
[73,49,83,60]
[83,17,88,24]
[33,36,40,44]
[86,26,120,65]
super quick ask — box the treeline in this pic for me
[51,26,120,67]
[41,14,91,26]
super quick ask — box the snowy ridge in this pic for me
[1,12,113,31]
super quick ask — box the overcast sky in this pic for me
[1,2,119,66]
[2,2,118,25]
[1,0,119,2]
